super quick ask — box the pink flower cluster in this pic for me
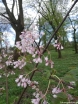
[32,48,43,64]
[52,87,62,98]
[44,57,54,68]
[31,84,48,104]
[53,40,64,50]
[15,75,31,88]
[3,71,15,77]
[13,59,26,69]
[15,31,39,54]
[15,74,48,104]
[6,60,12,66]
[33,57,42,63]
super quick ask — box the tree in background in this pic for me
[0,0,24,43]
[33,0,66,58]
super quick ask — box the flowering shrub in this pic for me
[0,30,76,104]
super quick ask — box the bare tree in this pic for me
[0,0,24,43]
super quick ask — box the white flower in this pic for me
[44,57,48,61]
[31,98,40,104]
[53,94,57,98]
[0,75,2,78]
[33,57,42,63]
[70,81,76,86]
[19,75,23,79]
[15,78,19,83]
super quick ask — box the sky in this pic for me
[0,0,78,46]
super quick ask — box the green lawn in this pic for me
[0,48,78,104]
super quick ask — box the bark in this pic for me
[58,49,62,58]
[15,27,24,43]
[1,0,24,43]
[73,29,78,53]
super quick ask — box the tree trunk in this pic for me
[58,49,62,58]
[73,29,78,54]
[13,29,24,60]
[15,30,23,43]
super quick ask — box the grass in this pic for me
[0,48,78,104]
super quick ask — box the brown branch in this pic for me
[0,13,9,20]
[2,0,17,24]
[12,0,15,13]
[18,0,24,27]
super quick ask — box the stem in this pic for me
[26,68,37,77]
[41,80,50,104]
[5,68,9,104]
[43,80,51,98]
[1,51,9,104]
[52,75,60,80]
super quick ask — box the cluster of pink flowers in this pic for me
[13,59,26,69]
[15,75,31,88]
[3,71,15,77]
[53,40,63,50]
[52,87,62,98]
[44,57,54,68]
[15,31,39,54]
[33,57,42,63]
[15,74,48,104]
[31,84,48,104]
[15,75,39,88]
[32,48,43,64]
[6,59,12,66]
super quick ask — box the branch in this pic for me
[0,13,9,20]
[18,0,24,27]
[2,0,17,24]
[12,0,15,13]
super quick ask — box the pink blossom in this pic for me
[15,78,19,83]
[33,57,42,63]
[68,86,73,89]
[54,42,64,50]
[15,30,38,54]
[23,82,27,88]
[44,57,48,61]
[44,57,54,68]
[21,78,26,83]
[6,60,12,66]
[17,82,21,87]
[13,59,26,69]
[52,87,62,94]
[19,75,23,79]
[31,98,40,104]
